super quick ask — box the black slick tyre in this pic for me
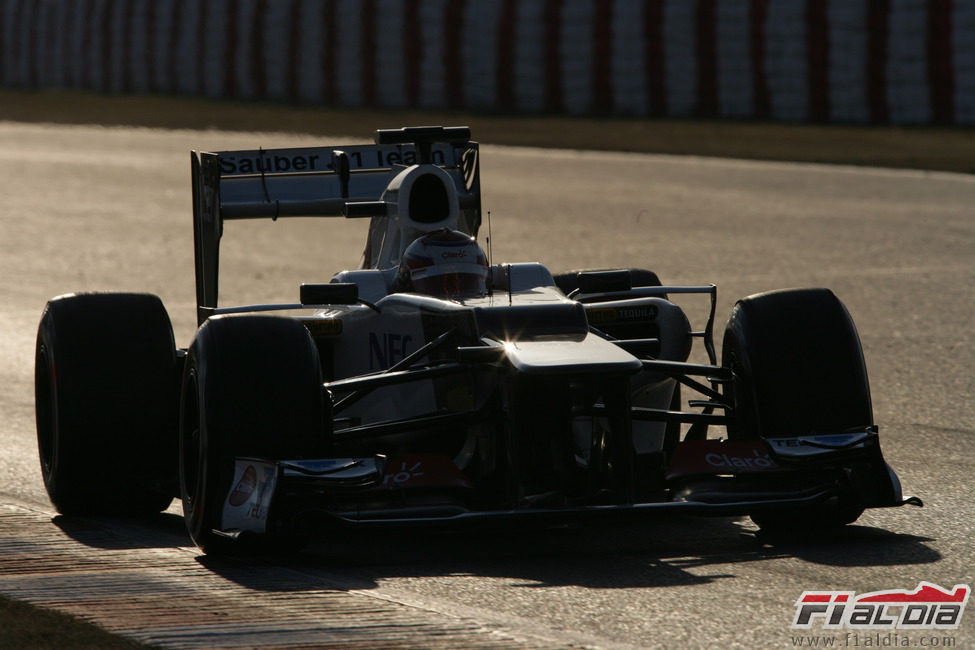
[35,293,178,516]
[721,288,872,530]
[179,315,325,554]
[722,288,872,440]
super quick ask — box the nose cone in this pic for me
[502,333,642,376]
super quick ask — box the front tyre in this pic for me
[750,498,866,535]
[722,288,872,530]
[722,288,872,440]
[179,315,325,554]
[35,293,178,516]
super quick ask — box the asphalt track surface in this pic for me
[0,120,973,648]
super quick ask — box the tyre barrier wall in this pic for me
[1,0,972,125]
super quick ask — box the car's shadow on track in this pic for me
[191,516,939,593]
[50,509,938,592]
[51,511,190,550]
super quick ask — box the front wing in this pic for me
[215,430,921,539]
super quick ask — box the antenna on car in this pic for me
[507,263,512,305]
[486,210,493,266]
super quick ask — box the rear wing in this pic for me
[190,126,481,325]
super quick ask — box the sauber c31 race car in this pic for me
[34,126,921,553]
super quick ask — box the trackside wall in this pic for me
[0,0,972,125]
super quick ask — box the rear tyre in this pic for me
[721,288,872,529]
[179,315,325,554]
[35,293,178,516]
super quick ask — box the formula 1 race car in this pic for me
[34,126,921,554]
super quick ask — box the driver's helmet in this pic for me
[397,229,489,298]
